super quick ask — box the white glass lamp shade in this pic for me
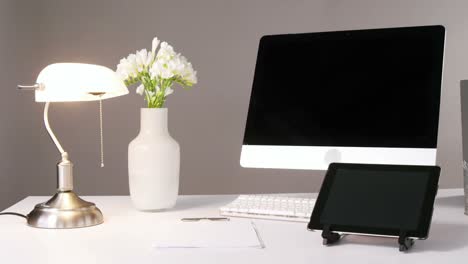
[35,63,129,102]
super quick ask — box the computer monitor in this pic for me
[241,25,445,170]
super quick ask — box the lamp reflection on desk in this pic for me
[18,63,128,229]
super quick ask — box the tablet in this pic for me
[308,163,440,239]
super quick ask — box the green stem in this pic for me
[143,89,151,108]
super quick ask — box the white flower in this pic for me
[149,52,197,84]
[172,54,197,84]
[180,61,197,84]
[164,87,174,96]
[149,60,175,79]
[156,42,176,62]
[135,49,152,72]
[116,53,138,80]
[167,55,186,75]
[136,84,144,95]
[151,37,160,60]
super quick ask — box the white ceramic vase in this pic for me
[128,108,180,211]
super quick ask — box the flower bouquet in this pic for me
[116,37,197,107]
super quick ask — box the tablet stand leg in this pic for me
[322,225,341,245]
[398,231,414,252]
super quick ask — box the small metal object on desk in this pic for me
[181,217,230,222]
[17,84,43,90]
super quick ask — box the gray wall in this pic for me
[2,0,467,209]
[0,0,42,210]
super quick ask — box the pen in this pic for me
[181,217,230,222]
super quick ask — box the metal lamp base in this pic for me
[27,191,103,229]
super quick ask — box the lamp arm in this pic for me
[44,102,73,192]
[44,102,66,156]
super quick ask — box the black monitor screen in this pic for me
[244,26,445,148]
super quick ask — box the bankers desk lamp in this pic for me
[18,63,128,229]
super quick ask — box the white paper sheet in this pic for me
[152,221,265,249]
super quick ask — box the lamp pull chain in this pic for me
[99,97,104,168]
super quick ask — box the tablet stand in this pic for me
[321,225,415,252]
[398,231,414,252]
[321,225,341,245]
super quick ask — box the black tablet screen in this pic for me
[320,168,429,230]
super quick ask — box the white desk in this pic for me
[1,189,467,264]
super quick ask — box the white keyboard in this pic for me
[220,195,316,222]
